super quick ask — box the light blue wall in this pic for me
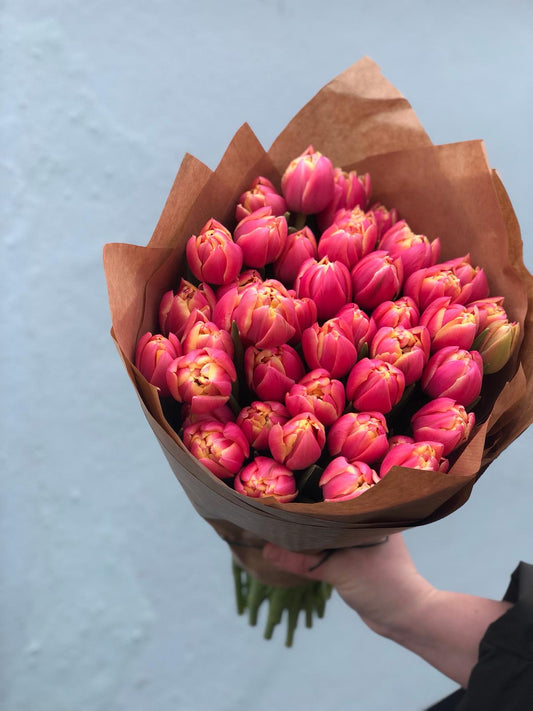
[3,1,533,710]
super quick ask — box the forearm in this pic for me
[380,588,513,687]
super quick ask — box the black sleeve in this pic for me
[426,562,533,711]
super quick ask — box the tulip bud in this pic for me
[301,317,358,378]
[134,331,181,397]
[467,296,507,334]
[181,319,234,356]
[295,257,352,321]
[403,266,462,312]
[273,226,317,287]
[419,296,478,352]
[316,169,371,231]
[236,400,290,451]
[159,279,216,338]
[378,220,440,279]
[235,176,287,221]
[181,403,235,428]
[346,358,405,414]
[421,346,483,407]
[186,218,243,285]
[182,420,250,479]
[213,270,263,331]
[351,251,403,312]
[318,212,378,270]
[290,296,318,344]
[232,279,297,348]
[335,303,376,353]
[268,412,326,470]
[380,440,449,477]
[371,296,419,330]
[216,269,263,301]
[473,319,520,374]
[234,206,287,268]
[285,368,345,427]
[328,412,388,464]
[439,254,489,304]
[387,435,415,450]
[166,347,237,414]
[370,325,431,385]
[234,456,298,503]
[411,397,475,456]
[281,145,335,214]
[245,344,305,402]
[319,457,380,502]
[367,202,399,238]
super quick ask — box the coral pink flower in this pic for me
[235,176,287,221]
[351,250,403,312]
[403,266,463,312]
[439,255,489,304]
[467,296,508,334]
[273,226,317,287]
[285,368,345,427]
[234,206,287,268]
[234,457,298,502]
[328,411,389,464]
[387,435,415,450]
[367,202,399,238]
[301,317,358,379]
[268,412,326,470]
[380,440,449,477]
[335,303,376,353]
[295,256,352,321]
[411,397,475,456]
[316,169,371,231]
[370,325,430,385]
[166,347,236,414]
[244,344,305,402]
[134,331,181,397]
[377,220,440,279]
[419,296,478,352]
[421,346,483,407]
[181,403,235,428]
[346,358,405,414]
[320,457,380,502]
[290,296,318,345]
[181,320,234,356]
[182,420,249,479]
[371,296,419,330]
[236,400,290,451]
[318,212,377,270]
[186,218,243,285]
[281,145,335,214]
[159,279,216,338]
[232,279,297,348]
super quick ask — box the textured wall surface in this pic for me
[2,1,533,710]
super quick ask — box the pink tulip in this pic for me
[234,206,287,268]
[232,280,297,348]
[318,212,378,270]
[285,368,345,427]
[166,347,236,413]
[290,296,318,344]
[380,440,449,477]
[236,400,290,451]
[346,358,405,414]
[403,266,463,312]
[378,220,440,279]
[328,411,389,464]
[186,218,243,285]
[134,331,181,397]
[316,169,371,231]
[268,412,326,470]
[295,257,352,321]
[367,202,399,238]
[182,420,249,479]
[181,403,235,428]
[439,255,489,304]
[212,270,263,331]
[335,303,376,352]
[473,319,520,374]
[411,397,475,456]
[421,346,483,407]
[467,296,507,334]
[216,268,263,301]
[159,279,216,338]
[371,296,419,330]
[234,456,298,503]
[351,251,403,312]
[235,176,287,221]
[181,319,234,356]
[301,317,358,378]
[245,344,305,402]
[419,296,478,352]
[281,145,335,214]
[319,457,380,502]
[370,325,430,385]
[273,226,318,287]
[387,435,415,450]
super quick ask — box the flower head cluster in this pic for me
[136,146,518,504]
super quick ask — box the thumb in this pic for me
[263,543,345,584]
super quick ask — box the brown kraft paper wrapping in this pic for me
[104,57,533,586]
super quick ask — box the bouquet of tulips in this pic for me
[104,58,533,646]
